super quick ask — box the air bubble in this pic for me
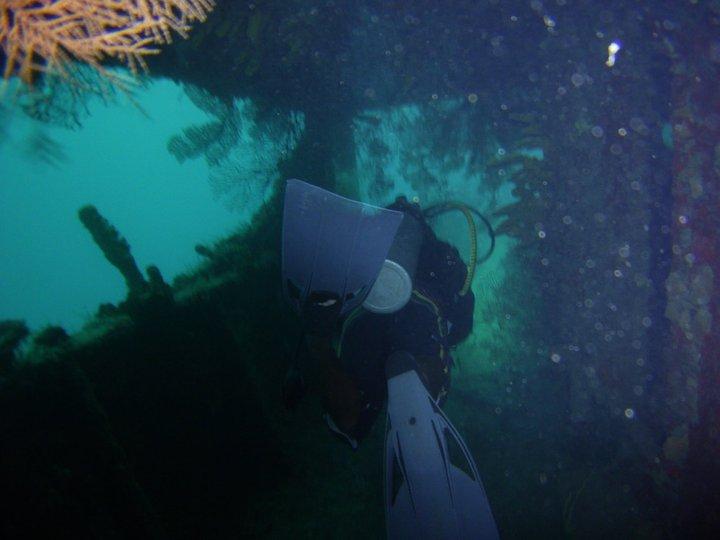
[629,117,647,133]
[571,73,585,87]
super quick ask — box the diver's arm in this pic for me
[282,331,308,411]
[282,331,337,410]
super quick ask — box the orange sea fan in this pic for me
[0,0,214,83]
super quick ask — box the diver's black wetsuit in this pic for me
[321,198,475,443]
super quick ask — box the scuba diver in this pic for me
[281,179,499,539]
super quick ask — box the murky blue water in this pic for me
[1,1,718,538]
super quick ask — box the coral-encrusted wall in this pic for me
[664,6,720,533]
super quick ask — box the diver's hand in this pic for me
[282,365,306,411]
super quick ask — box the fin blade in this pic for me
[384,352,499,539]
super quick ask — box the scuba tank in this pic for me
[363,203,425,314]
[363,195,496,313]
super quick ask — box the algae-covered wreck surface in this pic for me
[1,1,719,538]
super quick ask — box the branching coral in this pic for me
[168,85,305,215]
[492,155,550,246]
[0,0,214,83]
